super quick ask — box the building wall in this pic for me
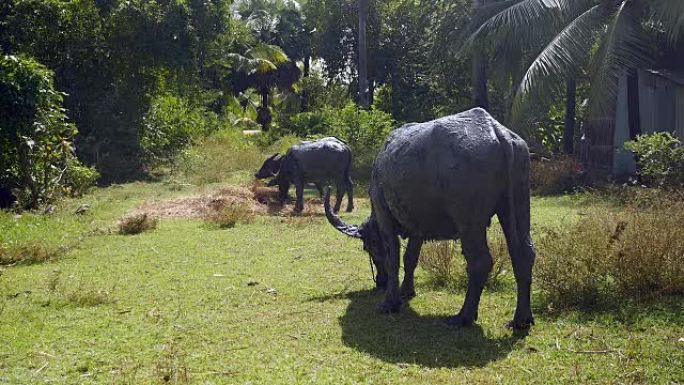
[611,70,684,175]
[638,69,677,135]
[613,74,635,175]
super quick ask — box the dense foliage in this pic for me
[1,0,682,201]
[625,132,684,187]
[0,55,97,208]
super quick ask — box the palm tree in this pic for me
[228,44,301,131]
[463,0,684,148]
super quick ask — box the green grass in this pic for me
[0,185,682,384]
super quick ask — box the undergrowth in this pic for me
[531,156,585,195]
[0,240,65,266]
[535,189,684,308]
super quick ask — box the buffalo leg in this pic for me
[294,180,305,213]
[314,183,324,198]
[333,183,344,213]
[447,227,492,327]
[497,200,535,329]
[401,237,423,299]
[345,176,354,212]
[377,233,401,313]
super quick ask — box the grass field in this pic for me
[1,181,683,384]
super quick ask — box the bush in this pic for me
[64,161,100,196]
[118,214,158,235]
[0,55,97,208]
[625,132,684,187]
[140,94,220,168]
[535,192,684,308]
[531,156,585,195]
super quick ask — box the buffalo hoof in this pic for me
[445,313,476,328]
[376,299,401,314]
[400,286,416,299]
[507,316,535,330]
[346,206,354,213]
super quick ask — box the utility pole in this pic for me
[358,0,370,109]
[471,0,489,109]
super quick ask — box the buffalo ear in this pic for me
[269,153,280,160]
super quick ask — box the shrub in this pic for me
[118,214,158,235]
[535,192,684,308]
[625,132,684,187]
[0,55,97,208]
[530,156,585,195]
[64,161,100,196]
[140,94,219,168]
[205,202,253,229]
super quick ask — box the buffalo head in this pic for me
[255,153,282,179]
[323,188,387,289]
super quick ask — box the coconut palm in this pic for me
[228,44,301,131]
[463,0,684,121]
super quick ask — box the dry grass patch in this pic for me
[130,184,325,224]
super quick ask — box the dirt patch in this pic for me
[131,185,325,220]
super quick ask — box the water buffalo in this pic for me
[324,108,535,329]
[256,137,354,213]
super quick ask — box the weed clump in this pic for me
[420,227,511,290]
[118,214,158,235]
[536,191,684,308]
[0,241,64,265]
[205,202,253,229]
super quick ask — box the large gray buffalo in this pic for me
[256,137,354,213]
[324,108,535,329]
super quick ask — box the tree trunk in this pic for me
[627,70,641,139]
[369,79,375,107]
[471,0,489,109]
[358,0,370,109]
[257,88,271,131]
[301,55,311,112]
[563,76,577,154]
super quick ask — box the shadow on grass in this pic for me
[315,289,526,369]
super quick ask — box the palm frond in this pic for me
[513,4,607,112]
[459,0,566,58]
[246,44,290,64]
[650,0,684,45]
[589,1,654,116]
[225,53,278,74]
